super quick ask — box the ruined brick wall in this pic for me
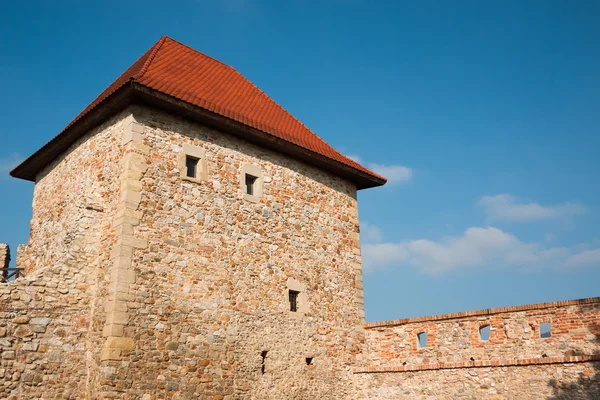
[93,105,366,399]
[356,298,600,399]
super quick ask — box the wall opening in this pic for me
[305,357,313,365]
[289,290,299,312]
[245,174,258,195]
[240,164,263,202]
[417,332,428,348]
[540,322,552,338]
[185,156,199,178]
[479,325,491,341]
[261,351,268,375]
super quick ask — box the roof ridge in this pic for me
[160,37,334,148]
[139,37,356,167]
[12,36,386,187]
[160,36,237,72]
[228,66,332,146]
[144,36,351,166]
[132,36,168,81]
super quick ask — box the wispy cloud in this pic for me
[361,223,600,275]
[0,154,22,179]
[567,249,600,267]
[478,194,586,222]
[345,154,413,186]
[368,164,413,185]
[360,221,383,243]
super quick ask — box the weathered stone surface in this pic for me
[29,318,51,326]
[0,105,598,400]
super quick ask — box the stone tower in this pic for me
[8,36,386,399]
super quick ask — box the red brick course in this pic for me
[355,354,600,373]
[365,297,600,328]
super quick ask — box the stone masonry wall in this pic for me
[1,111,131,399]
[17,111,128,276]
[357,362,600,399]
[356,298,600,399]
[4,100,598,399]
[0,244,9,270]
[0,242,95,400]
[92,105,366,399]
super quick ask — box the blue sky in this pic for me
[1,0,598,321]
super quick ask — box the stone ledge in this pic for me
[365,297,600,329]
[354,354,600,374]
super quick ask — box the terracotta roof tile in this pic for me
[12,36,386,186]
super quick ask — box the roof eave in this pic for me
[10,83,386,189]
[130,83,386,190]
[10,84,136,182]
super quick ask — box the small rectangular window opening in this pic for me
[417,332,428,348]
[479,325,491,341]
[306,357,313,366]
[540,322,552,338]
[261,351,268,375]
[289,290,299,312]
[245,174,257,195]
[186,156,199,178]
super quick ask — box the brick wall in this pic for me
[356,297,600,399]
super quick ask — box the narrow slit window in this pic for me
[289,290,299,312]
[540,322,552,338]
[186,156,199,178]
[417,332,428,348]
[479,325,491,341]
[245,174,257,195]
[261,351,268,375]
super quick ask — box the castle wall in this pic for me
[356,298,600,399]
[94,106,366,399]
[0,238,96,399]
[0,111,131,399]
[357,362,599,399]
[3,103,598,399]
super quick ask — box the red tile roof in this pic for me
[12,36,386,187]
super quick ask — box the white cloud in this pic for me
[362,224,600,275]
[567,249,600,267]
[360,221,383,243]
[362,242,409,267]
[343,154,413,186]
[478,194,586,222]
[0,154,22,179]
[367,164,413,185]
[345,154,362,163]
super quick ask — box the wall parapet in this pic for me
[365,296,600,328]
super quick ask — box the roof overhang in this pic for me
[11,82,386,190]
